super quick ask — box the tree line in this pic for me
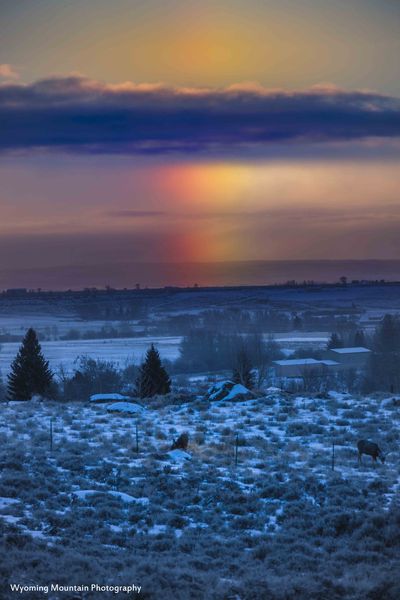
[5,329,171,402]
[4,314,400,401]
[3,327,281,401]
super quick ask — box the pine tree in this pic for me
[354,330,366,347]
[135,344,171,398]
[327,332,342,350]
[374,314,400,353]
[292,314,303,330]
[232,347,254,389]
[7,328,53,401]
[364,314,400,393]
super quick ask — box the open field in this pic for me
[0,332,330,376]
[0,390,399,599]
[0,336,182,376]
[0,315,133,337]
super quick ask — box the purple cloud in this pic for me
[0,76,399,154]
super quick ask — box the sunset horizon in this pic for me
[1,0,399,286]
[2,258,400,292]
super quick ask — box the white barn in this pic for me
[326,347,371,369]
[273,358,338,378]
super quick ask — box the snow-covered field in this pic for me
[0,332,329,376]
[0,336,182,375]
[0,314,140,337]
[0,390,399,599]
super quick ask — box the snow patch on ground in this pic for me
[106,402,144,414]
[166,449,192,462]
[72,490,149,504]
[90,393,132,403]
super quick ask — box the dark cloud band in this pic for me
[1,77,399,154]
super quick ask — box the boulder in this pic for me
[206,380,255,402]
[106,402,144,415]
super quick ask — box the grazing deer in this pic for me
[357,440,385,464]
[171,432,189,451]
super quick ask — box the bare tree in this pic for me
[232,345,254,389]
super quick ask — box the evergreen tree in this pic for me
[373,314,400,353]
[353,330,366,347]
[365,314,400,393]
[7,328,53,401]
[292,314,303,330]
[135,344,171,398]
[327,332,342,350]
[232,347,254,389]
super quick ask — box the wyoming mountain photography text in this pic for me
[9,584,141,596]
[0,1,399,599]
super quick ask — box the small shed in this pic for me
[326,347,371,369]
[273,358,324,378]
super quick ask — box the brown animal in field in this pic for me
[357,440,385,464]
[171,432,189,451]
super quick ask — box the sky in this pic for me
[0,0,399,289]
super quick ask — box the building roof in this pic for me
[320,360,340,366]
[274,358,321,366]
[330,347,371,354]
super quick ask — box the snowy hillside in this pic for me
[0,390,399,599]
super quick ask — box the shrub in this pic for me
[59,356,122,401]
